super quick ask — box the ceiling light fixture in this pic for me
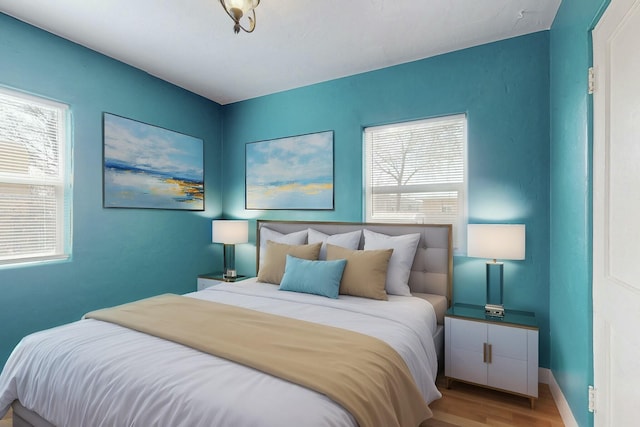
[219,0,260,34]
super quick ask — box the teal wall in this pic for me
[0,14,224,368]
[549,0,608,425]
[223,33,552,367]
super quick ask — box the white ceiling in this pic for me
[0,0,561,105]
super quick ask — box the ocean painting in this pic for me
[103,113,204,210]
[246,131,334,210]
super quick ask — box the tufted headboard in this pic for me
[256,220,453,305]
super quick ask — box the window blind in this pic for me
[364,114,467,252]
[0,87,70,265]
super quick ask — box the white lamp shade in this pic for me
[212,220,249,244]
[467,224,526,260]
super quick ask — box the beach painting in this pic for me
[103,113,204,210]
[246,131,334,210]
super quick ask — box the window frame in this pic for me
[0,86,72,267]
[363,114,468,253]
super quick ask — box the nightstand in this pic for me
[444,303,539,408]
[197,272,247,291]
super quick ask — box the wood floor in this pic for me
[427,376,564,426]
[0,376,564,427]
[0,407,10,427]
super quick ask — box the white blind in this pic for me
[364,114,467,252]
[0,87,70,265]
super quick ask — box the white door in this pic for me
[592,0,640,425]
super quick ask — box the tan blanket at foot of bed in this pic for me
[85,294,432,427]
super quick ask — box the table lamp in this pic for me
[212,219,249,279]
[467,224,526,317]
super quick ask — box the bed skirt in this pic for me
[11,401,53,427]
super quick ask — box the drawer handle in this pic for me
[483,343,493,364]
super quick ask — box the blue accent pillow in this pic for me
[279,255,347,299]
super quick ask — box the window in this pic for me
[0,87,71,266]
[364,114,467,252]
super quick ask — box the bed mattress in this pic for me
[0,280,441,427]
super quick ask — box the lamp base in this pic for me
[485,303,505,317]
[223,269,237,280]
[222,244,237,280]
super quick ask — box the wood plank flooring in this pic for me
[0,376,564,427]
[0,407,10,427]
[427,376,564,426]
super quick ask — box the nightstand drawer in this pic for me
[450,318,486,351]
[489,356,528,395]
[197,277,223,291]
[488,324,528,360]
[450,347,487,385]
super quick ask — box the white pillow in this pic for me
[307,228,362,260]
[363,229,420,296]
[259,227,308,267]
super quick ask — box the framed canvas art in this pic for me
[103,113,204,210]
[245,131,334,210]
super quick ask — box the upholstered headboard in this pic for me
[256,220,453,304]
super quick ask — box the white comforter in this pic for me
[0,280,441,427]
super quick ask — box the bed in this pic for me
[0,220,453,427]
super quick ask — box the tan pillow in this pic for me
[257,241,322,285]
[326,244,392,301]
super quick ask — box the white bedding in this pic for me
[0,279,441,427]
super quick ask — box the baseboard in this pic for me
[539,368,579,427]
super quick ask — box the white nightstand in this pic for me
[444,303,539,408]
[197,272,247,291]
